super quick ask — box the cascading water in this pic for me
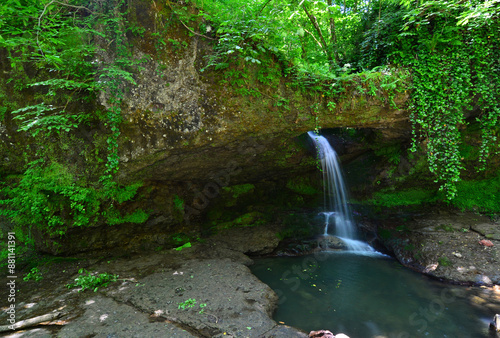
[308,131,375,253]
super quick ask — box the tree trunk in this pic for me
[301,3,335,68]
[329,15,339,64]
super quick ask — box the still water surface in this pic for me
[251,253,497,338]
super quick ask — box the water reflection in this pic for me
[251,254,500,338]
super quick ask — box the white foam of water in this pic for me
[308,131,381,255]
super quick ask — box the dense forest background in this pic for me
[0,0,499,258]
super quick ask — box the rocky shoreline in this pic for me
[1,210,499,337]
[1,226,311,337]
[371,210,500,286]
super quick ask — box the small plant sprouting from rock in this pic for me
[178,298,197,310]
[66,269,119,292]
[23,267,43,282]
[178,298,207,313]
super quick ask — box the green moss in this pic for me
[438,256,452,267]
[214,211,265,230]
[437,224,455,232]
[222,184,255,199]
[373,144,401,165]
[452,174,500,213]
[286,177,319,195]
[108,209,149,225]
[367,188,438,207]
[459,143,480,161]
[378,228,393,240]
[173,194,185,211]
[223,184,255,197]
[276,213,314,240]
[169,233,191,247]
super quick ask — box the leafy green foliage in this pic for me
[178,298,197,309]
[66,268,118,292]
[192,0,499,202]
[0,0,150,247]
[196,0,371,72]
[0,0,498,255]
[178,298,207,313]
[358,0,500,199]
[0,160,147,239]
[23,267,43,282]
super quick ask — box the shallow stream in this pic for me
[251,252,499,337]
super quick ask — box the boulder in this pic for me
[471,224,500,241]
[318,236,348,250]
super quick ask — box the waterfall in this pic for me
[308,131,375,253]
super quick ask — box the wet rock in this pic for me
[491,314,500,332]
[57,295,197,338]
[104,258,280,337]
[472,224,500,241]
[476,274,493,285]
[209,225,280,255]
[265,325,308,337]
[377,210,500,285]
[318,236,347,250]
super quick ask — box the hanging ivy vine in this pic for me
[360,1,500,199]
[401,7,500,199]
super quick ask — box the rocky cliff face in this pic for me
[0,2,412,254]
[114,38,410,184]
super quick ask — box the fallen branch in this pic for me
[0,312,62,333]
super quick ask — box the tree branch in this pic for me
[303,28,323,49]
[301,3,335,66]
[329,16,339,63]
[256,0,274,17]
[0,312,62,333]
[37,0,94,59]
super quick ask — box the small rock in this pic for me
[452,252,462,258]
[309,330,334,338]
[320,236,347,250]
[475,274,493,285]
[479,239,494,247]
[423,263,438,273]
[490,314,500,332]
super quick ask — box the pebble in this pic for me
[479,239,494,247]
